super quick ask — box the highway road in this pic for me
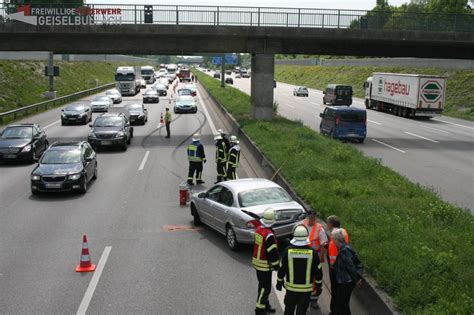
[206,70,474,212]
[0,80,366,314]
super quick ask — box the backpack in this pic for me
[346,245,364,278]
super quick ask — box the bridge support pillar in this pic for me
[251,53,274,120]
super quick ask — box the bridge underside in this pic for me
[0,24,473,59]
[1,23,473,120]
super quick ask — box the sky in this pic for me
[88,0,410,10]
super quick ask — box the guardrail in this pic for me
[0,82,115,125]
[0,4,473,32]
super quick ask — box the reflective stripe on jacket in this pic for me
[187,142,205,162]
[227,145,240,167]
[328,228,349,265]
[252,226,279,271]
[215,139,227,162]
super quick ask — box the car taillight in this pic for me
[246,219,261,229]
[336,116,340,125]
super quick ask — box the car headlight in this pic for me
[116,131,125,138]
[31,174,40,181]
[21,145,32,152]
[138,114,144,118]
[68,173,81,180]
[88,131,96,138]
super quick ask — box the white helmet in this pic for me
[290,225,310,246]
[261,208,276,227]
[230,135,239,144]
[214,134,222,141]
[192,133,200,141]
[217,128,226,135]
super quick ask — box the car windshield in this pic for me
[1,126,33,139]
[93,96,110,102]
[178,89,192,96]
[339,112,366,123]
[153,84,165,90]
[336,86,352,96]
[94,117,123,127]
[238,187,292,207]
[106,90,119,95]
[65,105,84,112]
[40,149,81,164]
[141,69,154,75]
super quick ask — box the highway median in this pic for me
[194,68,474,314]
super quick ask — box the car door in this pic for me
[199,185,223,228]
[212,187,235,234]
[32,125,45,156]
[83,143,95,179]
[320,108,329,133]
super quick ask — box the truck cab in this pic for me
[115,67,140,96]
[140,66,156,84]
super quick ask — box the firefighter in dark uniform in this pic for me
[214,134,227,183]
[226,135,240,180]
[218,128,231,157]
[277,225,323,315]
[187,133,206,186]
[253,208,280,315]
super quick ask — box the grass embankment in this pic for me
[0,61,127,114]
[275,65,474,121]
[194,68,474,314]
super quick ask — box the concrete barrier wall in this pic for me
[275,57,474,70]
[0,51,155,63]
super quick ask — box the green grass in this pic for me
[194,68,474,315]
[275,65,474,121]
[0,61,136,114]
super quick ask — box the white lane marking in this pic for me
[417,124,450,134]
[76,246,112,315]
[404,131,439,143]
[271,273,285,310]
[138,151,150,171]
[197,88,217,135]
[372,139,406,153]
[43,120,60,130]
[432,118,474,130]
[368,119,382,125]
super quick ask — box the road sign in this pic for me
[212,54,238,65]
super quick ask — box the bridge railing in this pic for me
[0,4,473,32]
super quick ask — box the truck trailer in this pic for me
[364,73,447,118]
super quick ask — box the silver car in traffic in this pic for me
[190,178,306,250]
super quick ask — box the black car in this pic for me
[31,141,97,195]
[0,124,49,162]
[126,103,148,125]
[143,90,160,103]
[213,72,221,79]
[225,77,234,85]
[88,113,133,151]
[61,103,92,125]
[151,83,167,96]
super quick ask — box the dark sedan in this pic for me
[151,83,168,96]
[31,141,97,195]
[143,90,160,103]
[61,103,92,125]
[88,113,133,151]
[126,103,148,125]
[0,124,49,163]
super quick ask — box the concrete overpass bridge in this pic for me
[1,4,473,119]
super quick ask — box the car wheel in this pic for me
[122,141,128,151]
[358,138,365,144]
[191,204,202,226]
[30,150,37,163]
[92,165,98,180]
[79,176,87,194]
[323,98,326,105]
[31,188,39,196]
[226,225,240,251]
[61,119,66,126]
[329,130,336,139]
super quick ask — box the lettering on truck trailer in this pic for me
[384,80,411,96]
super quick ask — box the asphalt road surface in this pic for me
[206,70,474,212]
[0,81,366,314]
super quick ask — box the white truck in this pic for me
[115,66,141,96]
[140,65,156,84]
[364,73,447,118]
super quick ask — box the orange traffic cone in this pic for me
[76,235,96,272]
[160,113,164,124]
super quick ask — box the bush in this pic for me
[194,68,474,314]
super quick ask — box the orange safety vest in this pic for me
[328,228,349,265]
[252,226,275,271]
[303,220,323,252]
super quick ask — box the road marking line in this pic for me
[372,139,406,153]
[405,131,439,143]
[417,124,450,134]
[138,151,150,171]
[43,120,60,130]
[432,119,474,130]
[76,246,112,315]
[368,119,382,125]
[271,273,285,310]
[197,87,217,135]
